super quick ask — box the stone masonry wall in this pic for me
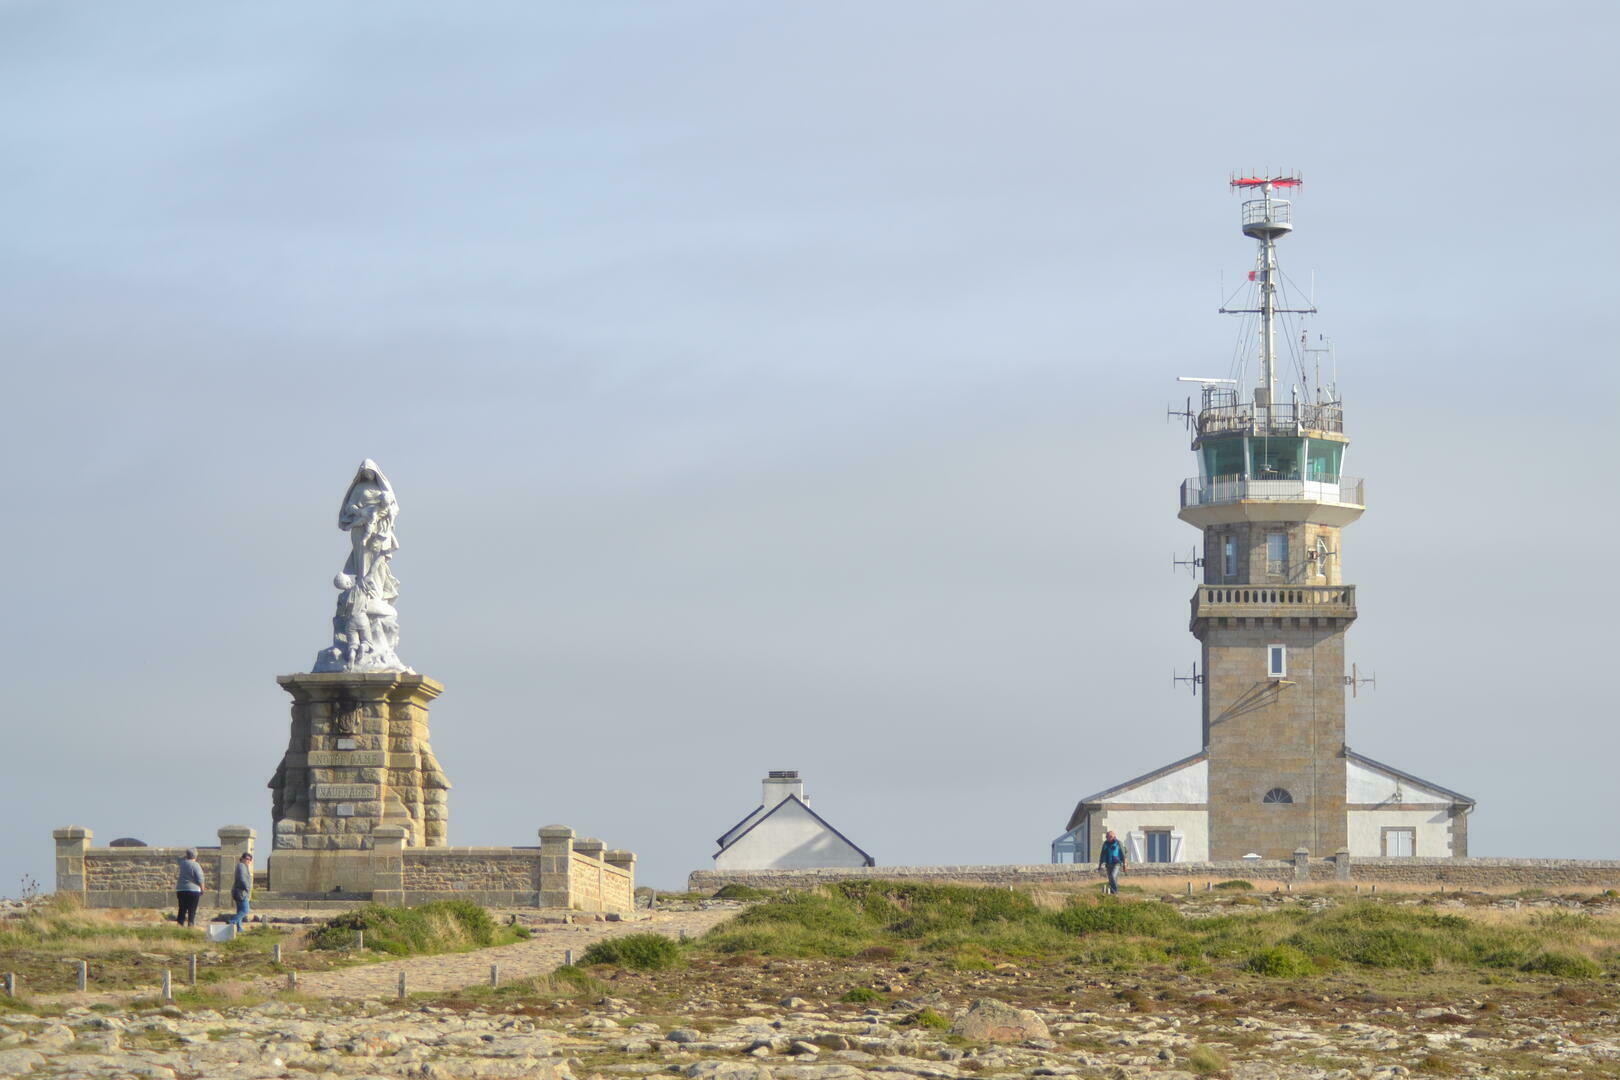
[85,849,215,895]
[401,848,541,904]
[691,857,1620,893]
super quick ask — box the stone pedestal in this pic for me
[268,672,450,851]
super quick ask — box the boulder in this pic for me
[949,999,1051,1044]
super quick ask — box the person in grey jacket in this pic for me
[175,849,204,927]
[228,852,254,931]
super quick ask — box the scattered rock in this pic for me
[950,998,1052,1043]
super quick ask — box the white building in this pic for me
[714,771,874,871]
[1051,749,1475,864]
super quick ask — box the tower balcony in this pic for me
[1178,475,1365,528]
[1191,583,1357,624]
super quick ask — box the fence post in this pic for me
[287,969,298,991]
[77,961,87,992]
[5,972,14,996]
[273,943,282,965]
[489,963,499,988]
[564,948,573,966]
[162,970,172,1002]
[189,954,198,987]
[356,930,364,951]
[398,970,407,1000]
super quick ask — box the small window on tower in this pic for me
[1266,532,1288,576]
[1223,535,1238,579]
[1267,644,1287,678]
[1263,787,1294,804]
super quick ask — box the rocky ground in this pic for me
[4,894,1619,1079]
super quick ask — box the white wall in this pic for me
[714,800,870,870]
[1346,759,1453,805]
[1096,808,1209,862]
[1348,808,1452,857]
[1111,759,1207,803]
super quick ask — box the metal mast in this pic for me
[1222,173,1311,410]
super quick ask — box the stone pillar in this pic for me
[1293,847,1310,882]
[52,826,92,902]
[268,672,448,851]
[576,838,605,912]
[216,826,256,909]
[372,825,408,906]
[539,826,575,909]
[606,850,637,909]
[1334,847,1352,881]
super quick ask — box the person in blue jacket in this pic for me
[228,852,254,932]
[1097,829,1127,894]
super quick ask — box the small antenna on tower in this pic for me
[1172,547,1204,577]
[1173,663,1204,696]
[1344,663,1377,698]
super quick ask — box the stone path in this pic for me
[245,908,735,999]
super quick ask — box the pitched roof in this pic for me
[1345,747,1476,807]
[1064,750,1208,831]
[716,804,767,849]
[714,794,875,866]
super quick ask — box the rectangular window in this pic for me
[1223,535,1238,579]
[1201,438,1245,480]
[1306,438,1343,481]
[1251,436,1303,479]
[1144,830,1173,863]
[1266,531,1288,576]
[1267,644,1287,679]
[1383,828,1415,857]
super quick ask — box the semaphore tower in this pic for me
[1181,175,1361,859]
[1053,175,1474,866]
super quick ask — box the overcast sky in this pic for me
[2,2,1617,894]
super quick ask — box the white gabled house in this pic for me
[714,771,874,871]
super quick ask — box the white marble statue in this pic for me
[313,460,415,673]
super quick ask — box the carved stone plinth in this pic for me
[268,672,450,850]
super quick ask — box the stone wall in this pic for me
[59,826,256,909]
[55,823,635,912]
[691,855,1620,893]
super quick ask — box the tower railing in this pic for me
[1241,197,1293,230]
[1192,584,1357,622]
[1180,475,1364,509]
[1196,401,1344,436]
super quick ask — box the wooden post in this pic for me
[287,969,298,991]
[489,963,499,988]
[1186,882,1192,894]
[77,961,87,992]
[162,969,172,1002]
[398,970,407,1000]
[188,954,198,987]
[273,943,283,965]
[356,930,364,951]
[4,972,14,996]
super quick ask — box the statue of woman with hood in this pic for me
[314,460,413,673]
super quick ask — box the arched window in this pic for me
[1262,787,1294,804]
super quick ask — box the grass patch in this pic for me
[1186,1045,1229,1075]
[1212,879,1255,891]
[712,883,770,900]
[900,1007,951,1029]
[580,933,683,970]
[1244,944,1317,977]
[309,901,525,956]
[839,985,883,1004]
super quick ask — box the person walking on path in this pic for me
[1097,829,1127,895]
[227,852,253,931]
[175,848,205,927]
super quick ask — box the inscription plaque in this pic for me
[336,737,358,750]
[335,803,356,817]
[308,751,386,767]
[315,784,378,800]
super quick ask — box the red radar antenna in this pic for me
[1230,171,1303,189]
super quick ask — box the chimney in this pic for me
[763,770,805,807]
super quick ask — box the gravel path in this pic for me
[246,908,736,999]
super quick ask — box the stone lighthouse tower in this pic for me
[1179,175,1362,859]
[1053,176,1474,867]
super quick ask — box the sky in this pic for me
[2,1,1617,894]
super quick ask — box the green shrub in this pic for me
[1050,898,1184,937]
[309,901,514,956]
[1521,951,1601,978]
[581,933,683,970]
[1244,945,1315,978]
[714,883,768,900]
[839,986,883,1004]
[902,1007,950,1029]
[1212,880,1255,891]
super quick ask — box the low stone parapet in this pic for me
[690,855,1620,893]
